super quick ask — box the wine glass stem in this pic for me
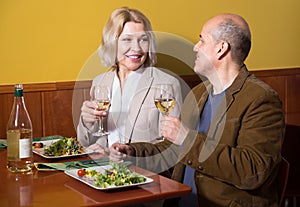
[160,112,168,140]
[99,116,104,132]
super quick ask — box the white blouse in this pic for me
[107,68,144,147]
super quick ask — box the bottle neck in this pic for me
[14,89,23,97]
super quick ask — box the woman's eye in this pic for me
[140,37,149,42]
[121,38,132,42]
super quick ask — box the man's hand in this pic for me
[109,143,134,162]
[87,143,109,154]
[160,116,189,145]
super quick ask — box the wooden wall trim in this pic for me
[0,80,92,94]
[251,67,300,77]
[0,82,57,94]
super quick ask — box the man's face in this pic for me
[193,22,217,77]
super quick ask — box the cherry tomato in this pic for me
[77,169,86,177]
[32,142,43,148]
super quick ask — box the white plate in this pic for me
[64,165,153,190]
[33,139,93,159]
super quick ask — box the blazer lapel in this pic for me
[207,66,250,135]
[198,67,250,162]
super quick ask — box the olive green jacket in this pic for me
[130,66,285,207]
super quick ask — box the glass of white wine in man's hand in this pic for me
[154,84,176,141]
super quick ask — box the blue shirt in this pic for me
[179,89,226,207]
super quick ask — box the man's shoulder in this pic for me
[245,74,279,96]
[232,74,282,106]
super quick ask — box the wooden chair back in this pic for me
[278,157,290,206]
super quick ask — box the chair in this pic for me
[277,157,290,206]
[282,125,300,207]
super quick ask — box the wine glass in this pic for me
[91,85,111,136]
[154,84,176,140]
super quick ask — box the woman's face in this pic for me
[117,21,149,71]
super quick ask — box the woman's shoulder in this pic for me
[92,70,114,85]
[150,67,179,81]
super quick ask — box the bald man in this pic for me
[110,14,285,207]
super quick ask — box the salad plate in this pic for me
[64,165,153,191]
[33,139,93,159]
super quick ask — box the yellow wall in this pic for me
[0,0,299,84]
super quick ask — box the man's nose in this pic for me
[193,43,199,52]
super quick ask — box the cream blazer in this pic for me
[77,67,183,147]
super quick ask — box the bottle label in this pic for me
[7,130,20,161]
[19,138,31,158]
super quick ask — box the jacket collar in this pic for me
[198,65,250,161]
[226,65,250,96]
[195,65,250,133]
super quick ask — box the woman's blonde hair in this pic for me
[98,7,157,69]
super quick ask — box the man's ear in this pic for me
[216,41,230,59]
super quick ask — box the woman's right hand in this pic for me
[81,100,108,130]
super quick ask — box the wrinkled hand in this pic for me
[81,100,108,130]
[160,116,189,145]
[87,143,109,154]
[109,143,134,162]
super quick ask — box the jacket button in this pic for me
[187,160,192,165]
[198,165,203,170]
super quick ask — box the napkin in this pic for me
[34,157,110,171]
[0,135,64,149]
[33,135,64,142]
[0,139,6,148]
[34,158,131,171]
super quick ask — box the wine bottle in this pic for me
[7,84,33,172]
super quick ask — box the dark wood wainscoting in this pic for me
[251,68,300,126]
[0,68,299,138]
[0,81,91,138]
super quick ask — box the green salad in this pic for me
[44,137,84,156]
[82,162,146,188]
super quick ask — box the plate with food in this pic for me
[64,162,153,190]
[33,137,93,158]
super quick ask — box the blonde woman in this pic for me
[77,7,182,152]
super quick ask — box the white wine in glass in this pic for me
[91,85,111,136]
[154,84,176,116]
[154,84,176,141]
[154,98,176,116]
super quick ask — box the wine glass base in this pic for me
[92,131,109,137]
[150,136,164,144]
[156,136,165,141]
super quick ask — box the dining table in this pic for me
[0,145,191,207]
